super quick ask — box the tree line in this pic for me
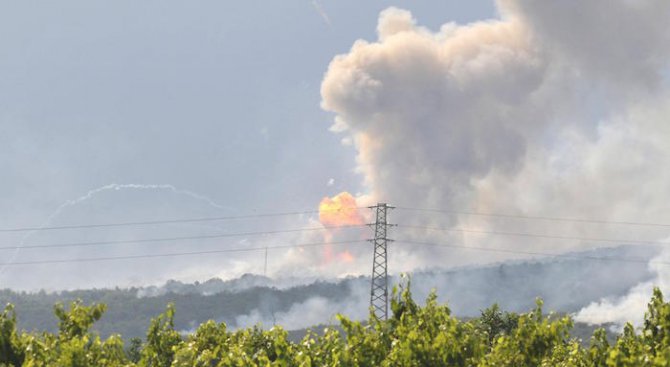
[2,281,669,366]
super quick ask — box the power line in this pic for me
[0,225,367,251]
[1,228,665,270]
[397,240,665,266]
[396,206,670,228]
[0,207,367,233]
[3,222,665,263]
[396,224,669,246]
[0,239,366,267]
[5,205,670,234]
[13,237,660,269]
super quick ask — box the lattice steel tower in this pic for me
[369,203,394,320]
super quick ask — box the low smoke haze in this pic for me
[2,0,670,329]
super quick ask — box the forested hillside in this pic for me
[0,281,350,339]
[0,245,656,339]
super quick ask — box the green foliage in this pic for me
[385,288,487,366]
[481,298,574,367]
[22,300,128,367]
[0,304,24,367]
[126,338,143,363]
[139,304,182,367]
[8,282,670,366]
[53,300,106,339]
[476,303,519,347]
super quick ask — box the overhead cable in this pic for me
[0,207,367,233]
[0,224,367,251]
[397,224,669,246]
[397,240,664,266]
[396,206,670,228]
[0,239,366,267]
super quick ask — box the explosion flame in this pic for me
[318,192,365,227]
[318,192,365,264]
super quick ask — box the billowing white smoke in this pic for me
[575,246,670,328]
[232,282,369,330]
[320,1,670,325]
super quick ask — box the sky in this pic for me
[0,0,494,224]
[2,0,670,332]
[0,1,495,290]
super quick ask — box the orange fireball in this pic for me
[319,192,365,227]
[338,250,355,263]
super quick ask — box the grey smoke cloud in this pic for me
[499,0,670,90]
[320,1,670,323]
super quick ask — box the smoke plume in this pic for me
[320,1,670,325]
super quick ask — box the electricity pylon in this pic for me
[369,203,394,320]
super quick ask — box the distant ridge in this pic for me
[0,245,658,338]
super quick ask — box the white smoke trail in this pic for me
[311,0,332,27]
[0,183,233,278]
[49,183,232,215]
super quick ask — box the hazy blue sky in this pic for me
[1,1,494,222]
[0,1,494,289]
